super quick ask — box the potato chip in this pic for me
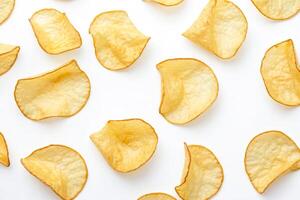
[30,8,82,54]
[251,0,300,20]
[157,58,218,125]
[175,144,224,200]
[138,193,176,200]
[0,132,9,167]
[0,44,20,76]
[21,145,88,200]
[89,10,150,70]
[245,131,300,194]
[0,0,15,24]
[261,39,300,106]
[90,119,158,173]
[14,60,90,121]
[183,0,248,59]
[147,0,184,6]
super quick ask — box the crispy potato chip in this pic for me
[90,119,158,173]
[261,39,300,106]
[0,0,15,24]
[14,60,90,121]
[89,10,150,70]
[183,0,248,59]
[21,145,88,200]
[138,192,176,200]
[0,44,20,76]
[245,131,300,194]
[176,144,224,200]
[157,58,218,125]
[251,0,300,20]
[30,8,82,54]
[0,132,9,167]
[146,0,184,6]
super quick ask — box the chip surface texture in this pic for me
[0,44,20,75]
[138,192,176,200]
[0,0,15,24]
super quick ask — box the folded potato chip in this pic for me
[157,58,218,125]
[0,0,15,24]
[138,193,176,200]
[89,10,150,70]
[261,39,300,106]
[0,133,9,167]
[14,60,90,121]
[176,144,224,200]
[21,145,88,200]
[245,131,300,193]
[0,44,20,75]
[30,8,82,54]
[183,0,248,59]
[147,0,184,6]
[90,119,158,173]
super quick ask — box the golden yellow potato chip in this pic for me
[30,8,82,54]
[175,144,224,200]
[0,0,15,24]
[89,10,150,70]
[245,131,300,194]
[138,192,176,200]
[0,132,9,167]
[183,0,248,59]
[146,0,184,6]
[157,58,218,125]
[90,119,158,173]
[0,44,20,76]
[261,39,300,106]
[14,60,91,121]
[21,145,88,200]
[251,0,300,20]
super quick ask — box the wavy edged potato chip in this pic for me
[138,192,176,200]
[183,0,248,59]
[157,58,218,125]
[0,132,9,167]
[14,60,91,121]
[21,145,88,200]
[261,39,300,106]
[89,10,150,71]
[30,8,82,54]
[245,131,300,194]
[90,119,158,173]
[251,0,300,20]
[0,44,20,76]
[0,0,15,24]
[176,144,224,200]
[146,0,184,6]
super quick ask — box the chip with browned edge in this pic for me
[0,132,9,167]
[0,0,15,24]
[138,192,176,200]
[0,44,19,76]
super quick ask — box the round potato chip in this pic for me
[30,8,82,54]
[251,0,300,20]
[0,0,15,24]
[90,119,158,173]
[89,10,150,70]
[14,60,91,121]
[0,132,9,167]
[146,0,184,6]
[183,0,248,59]
[245,131,300,194]
[0,44,20,76]
[175,144,224,200]
[157,58,218,125]
[21,145,88,200]
[261,39,300,106]
[138,192,176,200]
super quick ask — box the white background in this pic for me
[0,0,299,199]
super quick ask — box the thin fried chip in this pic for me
[21,145,88,200]
[14,60,90,121]
[0,44,20,75]
[261,39,300,106]
[30,8,82,54]
[183,0,248,59]
[175,144,224,200]
[0,132,9,167]
[146,0,184,6]
[90,119,158,173]
[157,58,218,125]
[0,0,15,24]
[138,192,176,200]
[251,0,300,20]
[245,131,300,194]
[89,10,150,70]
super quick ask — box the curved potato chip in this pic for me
[138,192,176,200]
[0,0,15,24]
[0,44,20,76]
[157,58,218,125]
[245,131,300,194]
[30,8,82,54]
[146,0,184,6]
[89,10,150,70]
[175,144,224,200]
[90,119,158,173]
[251,0,300,20]
[0,132,9,167]
[21,145,88,200]
[261,39,300,106]
[183,0,248,59]
[14,60,90,121]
